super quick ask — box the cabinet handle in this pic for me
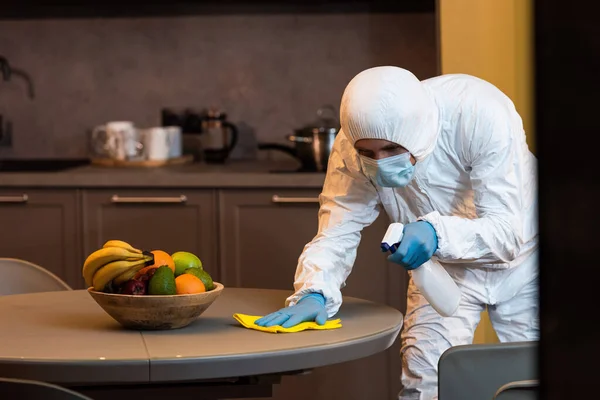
[0,194,28,203]
[110,195,187,204]
[271,195,319,204]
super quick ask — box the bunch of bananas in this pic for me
[82,240,154,291]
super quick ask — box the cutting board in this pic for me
[91,155,193,168]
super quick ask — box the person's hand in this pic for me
[255,293,327,328]
[387,221,438,270]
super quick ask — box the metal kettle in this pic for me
[258,105,340,172]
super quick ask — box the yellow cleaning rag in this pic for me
[233,313,342,333]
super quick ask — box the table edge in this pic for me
[147,317,403,382]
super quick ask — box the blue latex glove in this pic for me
[254,293,327,328]
[387,221,438,270]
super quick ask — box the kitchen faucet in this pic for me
[0,55,35,146]
[0,56,10,80]
[0,55,35,99]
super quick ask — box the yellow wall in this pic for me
[437,0,534,343]
[438,0,535,152]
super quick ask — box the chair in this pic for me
[0,377,93,399]
[0,258,72,295]
[438,341,538,400]
[494,379,540,400]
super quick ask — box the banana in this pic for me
[92,258,149,292]
[112,253,154,286]
[102,240,142,254]
[82,246,145,287]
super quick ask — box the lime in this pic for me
[171,251,203,277]
[183,268,214,291]
[148,265,176,295]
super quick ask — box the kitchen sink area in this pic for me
[0,158,90,172]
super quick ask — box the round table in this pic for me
[0,288,402,397]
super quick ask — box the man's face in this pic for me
[354,139,416,164]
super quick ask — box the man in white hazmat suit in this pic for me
[256,66,539,399]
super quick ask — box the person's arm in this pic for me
[420,102,534,265]
[284,130,381,317]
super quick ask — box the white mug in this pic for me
[165,126,182,158]
[140,127,173,161]
[92,121,142,160]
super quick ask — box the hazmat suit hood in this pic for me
[340,66,440,161]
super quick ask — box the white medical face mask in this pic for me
[359,152,415,187]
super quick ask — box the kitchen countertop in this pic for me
[0,288,403,384]
[0,160,327,188]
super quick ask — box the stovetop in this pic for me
[269,167,324,173]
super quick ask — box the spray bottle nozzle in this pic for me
[381,222,405,255]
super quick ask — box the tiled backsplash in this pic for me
[0,12,437,159]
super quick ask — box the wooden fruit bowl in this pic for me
[87,282,224,330]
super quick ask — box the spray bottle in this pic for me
[382,222,462,317]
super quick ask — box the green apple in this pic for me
[171,251,202,276]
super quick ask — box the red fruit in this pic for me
[136,268,157,282]
[121,279,147,295]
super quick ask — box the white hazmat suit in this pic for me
[285,66,539,399]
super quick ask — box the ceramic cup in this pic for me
[91,121,142,160]
[165,126,182,159]
[140,127,173,161]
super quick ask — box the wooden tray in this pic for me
[91,154,194,168]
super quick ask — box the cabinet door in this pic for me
[219,189,407,400]
[82,189,218,289]
[0,189,81,288]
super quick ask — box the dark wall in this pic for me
[0,9,437,159]
[536,0,600,398]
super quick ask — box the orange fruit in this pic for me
[149,250,175,272]
[134,250,175,279]
[175,274,206,294]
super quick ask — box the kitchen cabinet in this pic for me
[0,189,81,288]
[219,189,406,400]
[81,189,219,289]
